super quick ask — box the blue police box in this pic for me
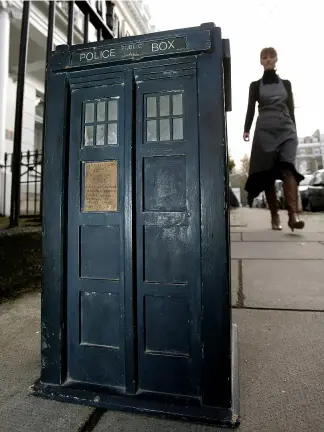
[30,23,239,427]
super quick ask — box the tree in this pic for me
[229,154,250,206]
[228,152,235,174]
[240,154,250,178]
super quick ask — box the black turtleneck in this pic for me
[244,70,295,133]
[262,69,279,84]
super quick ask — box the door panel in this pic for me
[67,82,129,390]
[135,77,202,397]
[67,71,202,397]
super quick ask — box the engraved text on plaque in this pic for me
[83,161,118,212]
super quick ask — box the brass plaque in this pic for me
[83,161,118,212]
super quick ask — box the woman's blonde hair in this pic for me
[260,47,277,59]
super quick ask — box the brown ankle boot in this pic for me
[271,213,282,231]
[283,173,305,232]
[265,185,282,230]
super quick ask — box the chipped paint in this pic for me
[35,22,236,427]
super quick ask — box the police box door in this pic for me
[67,67,202,398]
[67,76,131,391]
[134,69,202,397]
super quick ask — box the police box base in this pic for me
[29,324,240,429]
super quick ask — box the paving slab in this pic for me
[230,232,241,242]
[232,309,324,432]
[242,231,324,242]
[0,292,93,432]
[231,259,239,306]
[230,208,324,233]
[94,411,223,432]
[230,209,248,228]
[242,260,324,310]
[231,241,324,260]
[0,395,93,432]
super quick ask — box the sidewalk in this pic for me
[1,208,324,431]
[230,208,324,431]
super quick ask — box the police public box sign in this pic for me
[70,37,187,66]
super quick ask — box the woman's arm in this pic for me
[244,82,256,133]
[285,80,296,124]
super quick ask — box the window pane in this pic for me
[108,122,118,145]
[84,126,93,146]
[172,94,183,115]
[147,97,157,118]
[147,120,157,141]
[159,95,170,116]
[173,118,183,140]
[160,119,170,141]
[97,101,106,122]
[85,102,94,123]
[96,124,105,146]
[108,100,118,121]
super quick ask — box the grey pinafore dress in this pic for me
[249,78,298,176]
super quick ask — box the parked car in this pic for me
[275,180,284,209]
[253,192,267,208]
[274,179,303,211]
[229,187,240,208]
[306,169,324,211]
[299,174,313,211]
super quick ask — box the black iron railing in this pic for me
[9,0,115,227]
[1,151,42,218]
[0,153,10,217]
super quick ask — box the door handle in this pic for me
[222,39,232,112]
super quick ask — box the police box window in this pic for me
[83,98,119,147]
[145,93,184,142]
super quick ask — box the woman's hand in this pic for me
[243,132,250,142]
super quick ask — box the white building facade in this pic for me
[296,129,324,175]
[0,0,153,216]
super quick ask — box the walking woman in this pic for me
[243,47,305,231]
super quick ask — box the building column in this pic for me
[0,4,10,163]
